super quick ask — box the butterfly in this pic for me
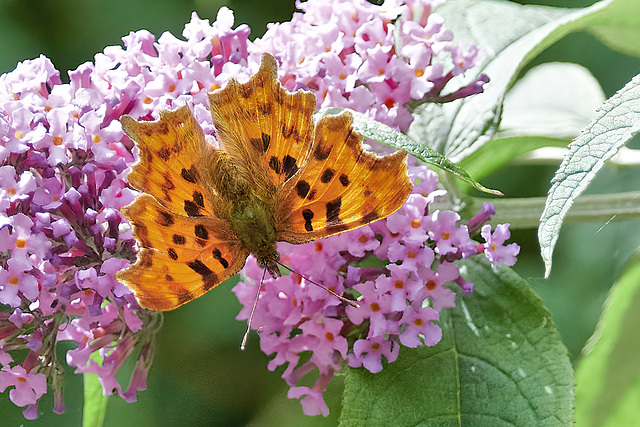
[116,53,413,311]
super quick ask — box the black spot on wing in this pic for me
[192,190,204,208]
[282,155,298,180]
[326,197,341,224]
[269,156,281,174]
[187,260,217,283]
[339,174,350,187]
[167,248,178,260]
[181,167,199,183]
[212,248,229,269]
[172,234,186,245]
[184,200,202,217]
[194,224,209,240]
[296,181,310,198]
[157,211,175,227]
[321,168,335,183]
[261,133,271,151]
[313,140,332,161]
[302,209,314,232]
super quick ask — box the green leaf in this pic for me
[575,250,640,427]
[498,62,605,140]
[83,354,109,427]
[577,0,640,57]
[316,108,501,196]
[340,257,573,426]
[409,0,635,163]
[539,71,640,277]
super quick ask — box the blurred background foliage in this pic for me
[1,0,639,425]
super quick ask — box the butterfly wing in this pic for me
[275,112,413,243]
[118,106,248,310]
[208,54,316,191]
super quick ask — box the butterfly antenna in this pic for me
[241,268,267,350]
[276,261,359,308]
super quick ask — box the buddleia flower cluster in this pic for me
[0,0,516,420]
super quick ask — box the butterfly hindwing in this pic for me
[208,54,316,190]
[275,112,413,243]
[116,194,249,310]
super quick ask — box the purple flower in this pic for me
[480,224,521,267]
[0,365,46,407]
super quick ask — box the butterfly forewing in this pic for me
[121,106,220,219]
[276,113,412,244]
[208,54,316,189]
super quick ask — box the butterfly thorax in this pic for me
[229,193,281,279]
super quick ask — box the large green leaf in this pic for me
[539,71,640,276]
[340,258,573,426]
[575,250,640,427]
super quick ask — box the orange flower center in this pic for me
[8,276,19,285]
[14,130,24,139]
[369,302,381,312]
[406,250,416,259]
[411,219,421,229]
[358,234,368,244]
[441,232,450,240]
[370,342,381,351]
[52,136,63,146]
[15,238,26,249]
[314,241,323,252]
[425,279,437,291]
[324,332,334,342]
[414,69,424,77]
[92,135,101,143]
[413,318,424,327]
[393,280,404,289]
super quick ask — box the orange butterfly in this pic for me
[116,53,412,311]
